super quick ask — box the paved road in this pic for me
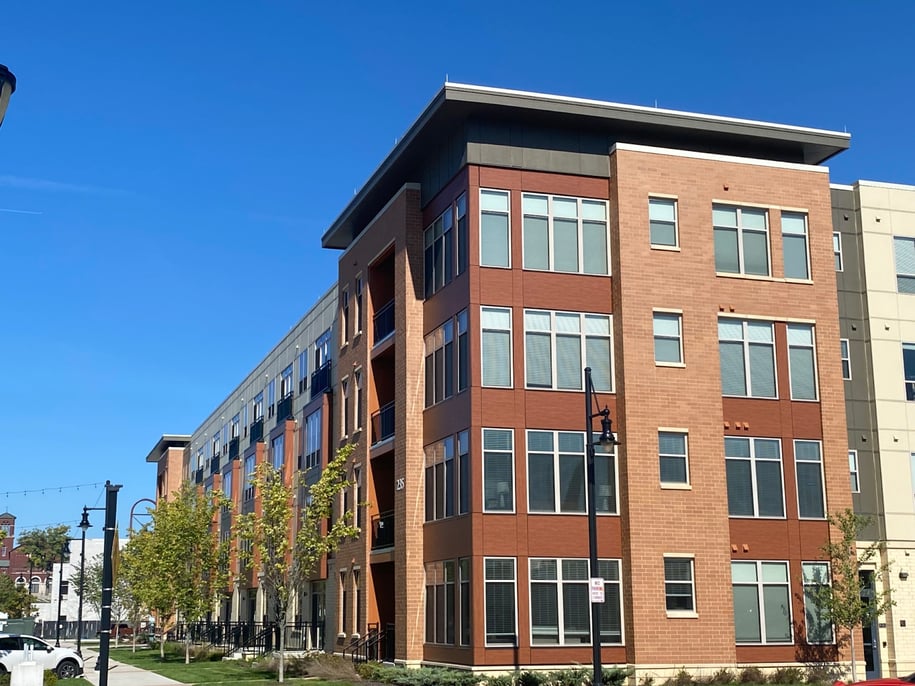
[79,648,182,686]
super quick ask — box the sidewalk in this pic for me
[79,648,182,686]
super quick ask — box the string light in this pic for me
[0,481,105,500]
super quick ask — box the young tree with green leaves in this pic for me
[812,509,894,682]
[0,573,32,618]
[121,527,175,659]
[71,552,144,649]
[236,443,360,683]
[17,524,70,573]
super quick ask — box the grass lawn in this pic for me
[109,647,354,685]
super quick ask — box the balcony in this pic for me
[311,362,331,399]
[194,468,204,485]
[371,511,394,550]
[373,301,395,344]
[250,418,264,445]
[210,456,221,475]
[371,402,395,445]
[276,394,294,421]
[228,437,240,460]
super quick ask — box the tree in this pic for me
[236,444,360,683]
[17,524,70,585]
[71,553,143,649]
[0,574,32,618]
[812,509,894,682]
[121,527,175,659]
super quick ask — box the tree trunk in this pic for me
[850,627,857,683]
[279,623,285,684]
[185,635,191,665]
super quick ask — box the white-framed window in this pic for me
[782,212,810,280]
[355,276,364,334]
[212,433,221,459]
[253,392,264,421]
[802,562,834,644]
[894,237,915,293]
[341,288,350,345]
[731,561,792,644]
[659,431,689,485]
[524,310,612,392]
[298,349,308,393]
[849,450,860,493]
[425,435,456,522]
[903,343,915,400]
[529,558,623,646]
[340,376,350,437]
[649,197,678,248]
[725,437,784,518]
[664,556,695,614]
[795,440,825,519]
[354,368,363,431]
[484,557,516,645]
[271,434,284,471]
[714,204,770,276]
[267,378,276,417]
[304,408,322,469]
[653,311,683,365]
[230,414,240,440]
[425,560,456,645]
[833,232,843,272]
[788,324,818,400]
[527,430,617,514]
[314,328,332,370]
[425,311,469,408]
[840,339,851,380]
[719,319,776,398]
[281,364,293,398]
[521,193,609,275]
[481,307,512,388]
[483,428,514,512]
[243,454,255,501]
[480,189,510,268]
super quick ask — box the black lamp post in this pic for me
[0,65,17,127]
[55,539,72,647]
[76,508,94,656]
[584,367,619,686]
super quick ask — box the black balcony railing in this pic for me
[228,437,240,460]
[194,468,204,485]
[311,361,331,399]
[373,300,395,343]
[371,402,395,445]
[371,510,394,550]
[249,418,264,445]
[210,456,220,475]
[276,394,293,421]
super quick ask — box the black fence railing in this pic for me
[194,468,204,485]
[371,511,395,550]
[276,394,294,421]
[171,620,324,656]
[210,455,220,475]
[249,418,264,445]
[228,437,240,460]
[373,301,395,343]
[371,402,395,445]
[311,362,331,399]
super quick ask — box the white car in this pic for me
[0,633,84,679]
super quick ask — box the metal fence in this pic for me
[173,620,325,656]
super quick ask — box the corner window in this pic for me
[484,558,516,645]
[653,311,683,365]
[794,440,825,519]
[725,437,784,518]
[659,431,689,485]
[424,210,453,298]
[664,557,695,613]
[521,194,609,275]
[649,197,678,248]
[456,194,468,276]
[524,310,612,392]
[480,190,510,268]
[483,429,514,512]
[425,435,456,522]
[803,562,834,644]
[527,430,616,514]
[425,560,456,645]
[718,319,776,398]
[903,343,915,400]
[849,450,859,493]
[894,237,915,293]
[425,311,468,408]
[787,324,817,400]
[840,339,851,380]
[731,561,792,644]
[833,232,843,272]
[481,307,512,388]
[713,205,770,276]
[782,212,810,280]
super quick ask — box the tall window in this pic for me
[457,310,469,393]
[803,562,834,644]
[253,392,264,421]
[456,193,468,275]
[425,435,456,521]
[484,558,516,645]
[731,561,792,644]
[354,368,363,431]
[653,311,683,364]
[271,434,285,471]
[230,414,240,440]
[481,307,512,388]
[459,558,471,645]
[527,430,616,514]
[719,319,776,398]
[458,430,470,516]
[355,277,364,334]
[314,329,331,370]
[849,450,860,493]
[713,205,770,276]
[521,194,608,275]
[267,378,276,417]
[425,560,456,645]
[425,311,470,407]
[833,232,843,272]
[524,310,612,391]
[424,209,454,297]
[243,454,255,501]
[725,437,784,518]
[659,431,689,485]
[788,324,817,400]
[298,349,308,393]
[795,440,825,518]
[341,289,350,344]
[281,365,293,398]
[304,408,322,469]
[222,469,233,503]
[782,212,810,280]
[483,429,514,512]
[903,343,915,400]
[894,237,915,293]
[840,339,851,380]
[341,377,350,437]
[480,190,510,268]
[649,197,678,248]
[664,557,695,613]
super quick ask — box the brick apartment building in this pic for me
[148,84,888,676]
[0,513,52,599]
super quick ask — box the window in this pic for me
[354,368,363,431]
[456,194,468,276]
[649,197,678,247]
[795,440,825,518]
[424,210,453,297]
[298,349,308,393]
[281,364,293,398]
[212,433,220,459]
[782,212,810,280]
[894,237,915,293]
[731,561,792,644]
[788,324,817,400]
[425,560,456,645]
[457,310,469,393]
[314,329,331,370]
[425,311,469,407]
[529,558,622,646]
[659,431,689,485]
[522,194,609,275]
[243,454,255,501]
[483,429,514,512]
[267,378,276,417]
[482,307,512,387]
[484,558,516,645]
[304,408,322,469]
[425,435,456,521]
[903,343,915,400]
[341,377,350,437]
[524,310,612,391]
[480,190,510,268]
[459,557,471,645]
[527,430,616,514]
[718,319,776,398]
[60,580,69,597]
[230,414,240,440]
[272,434,284,471]
[664,557,695,613]
[222,469,232,504]
[714,205,770,276]
[833,232,843,272]
[355,277,364,334]
[803,562,834,644]
[242,403,248,436]
[849,450,859,493]
[654,312,683,364]
[725,437,784,518]
[840,339,851,380]
[253,392,264,422]
[341,289,350,344]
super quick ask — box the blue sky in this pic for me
[1,1,913,537]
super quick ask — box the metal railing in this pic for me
[276,394,293,421]
[311,362,331,399]
[171,620,324,656]
[373,301,395,343]
[371,511,394,550]
[249,418,264,444]
[371,402,395,445]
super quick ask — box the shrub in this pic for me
[549,667,589,686]
[357,660,386,681]
[305,652,359,680]
[769,667,805,685]
[706,669,734,685]
[738,667,765,684]
[805,664,843,685]
[486,675,515,686]
[601,667,634,686]
[518,671,547,686]
[641,678,655,686]
[663,669,694,686]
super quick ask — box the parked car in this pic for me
[0,633,84,679]
[836,676,915,686]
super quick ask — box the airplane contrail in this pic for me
[0,207,43,215]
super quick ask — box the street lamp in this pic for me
[584,366,619,686]
[76,508,95,656]
[55,539,72,647]
[0,65,17,127]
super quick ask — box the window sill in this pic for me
[784,277,814,285]
[715,271,776,282]
[722,394,779,401]
[655,361,685,368]
[650,244,681,252]
[666,610,698,619]
[521,267,612,277]
[660,482,692,491]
